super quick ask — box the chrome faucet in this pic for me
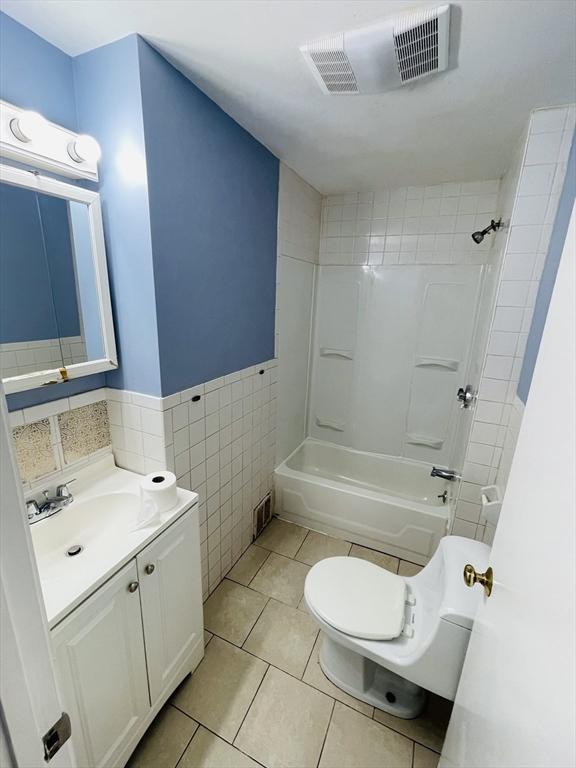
[26,480,75,524]
[431,467,461,482]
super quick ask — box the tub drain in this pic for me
[66,544,83,557]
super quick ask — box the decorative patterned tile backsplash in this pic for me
[59,401,110,465]
[10,391,112,488]
[12,419,56,484]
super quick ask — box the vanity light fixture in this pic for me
[9,110,46,143]
[67,134,101,164]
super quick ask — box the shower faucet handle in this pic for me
[457,384,476,409]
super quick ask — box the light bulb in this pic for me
[67,134,101,164]
[9,110,46,142]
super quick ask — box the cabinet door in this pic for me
[52,561,149,768]
[137,509,203,704]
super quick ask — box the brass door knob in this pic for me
[145,564,155,575]
[463,564,493,597]
[127,581,139,593]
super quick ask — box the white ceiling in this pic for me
[3,0,575,193]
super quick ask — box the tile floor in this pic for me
[128,518,451,768]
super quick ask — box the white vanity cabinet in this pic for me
[137,510,203,703]
[51,560,149,767]
[51,507,203,768]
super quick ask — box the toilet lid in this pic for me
[305,557,406,640]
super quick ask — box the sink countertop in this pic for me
[30,455,198,629]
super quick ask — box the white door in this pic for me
[440,205,576,768]
[0,389,74,768]
[137,509,204,704]
[51,560,150,768]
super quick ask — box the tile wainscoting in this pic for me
[8,359,276,600]
[106,359,278,599]
[1,335,87,379]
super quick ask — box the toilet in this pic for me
[304,535,490,718]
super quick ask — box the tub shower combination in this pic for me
[274,439,452,565]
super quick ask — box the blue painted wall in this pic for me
[37,194,82,337]
[0,12,76,130]
[517,132,576,403]
[1,16,279,409]
[137,39,278,394]
[73,35,162,396]
[0,186,81,342]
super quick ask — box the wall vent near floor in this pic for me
[253,494,273,540]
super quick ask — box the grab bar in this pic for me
[414,356,459,371]
[406,434,444,449]
[315,416,345,432]
[320,347,354,360]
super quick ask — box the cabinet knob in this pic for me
[145,563,155,575]
[127,581,139,593]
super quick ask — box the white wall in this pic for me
[275,164,321,463]
[454,104,575,542]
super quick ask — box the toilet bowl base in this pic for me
[319,633,427,719]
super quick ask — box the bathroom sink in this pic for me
[29,455,197,627]
[32,492,140,563]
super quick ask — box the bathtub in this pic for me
[274,439,452,565]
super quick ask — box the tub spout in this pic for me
[431,467,461,482]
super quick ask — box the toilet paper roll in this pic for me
[139,471,178,525]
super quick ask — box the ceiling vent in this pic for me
[300,4,451,95]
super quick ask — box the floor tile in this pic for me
[255,517,308,558]
[126,704,197,768]
[319,702,413,768]
[374,692,452,753]
[227,545,270,586]
[398,560,423,577]
[244,598,319,677]
[204,630,213,646]
[349,544,400,573]
[250,552,310,607]
[171,636,267,743]
[295,530,352,566]
[302,635,374,717]
[180,726,260,768]
[203,579,267,645]
[414,743,441,768]
[235,666,333,768]
[297,592,310,612]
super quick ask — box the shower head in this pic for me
[471,218,502,245]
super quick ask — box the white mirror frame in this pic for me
[0,163,117,394]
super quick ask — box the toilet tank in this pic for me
[438,536,491,630]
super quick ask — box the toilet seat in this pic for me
[305,557,406,640]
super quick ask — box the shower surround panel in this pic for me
[308,264,483,467]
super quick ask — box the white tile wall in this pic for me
[107,359,277,599]
[453,104,574,542]
[319,180,500,267]
[1,335,87,379]
[275,164,321,463]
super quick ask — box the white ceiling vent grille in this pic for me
[302,33,359,94]
[393,7,444,83]
[301,4,451,95]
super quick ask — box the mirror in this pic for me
[0,165,116,393]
